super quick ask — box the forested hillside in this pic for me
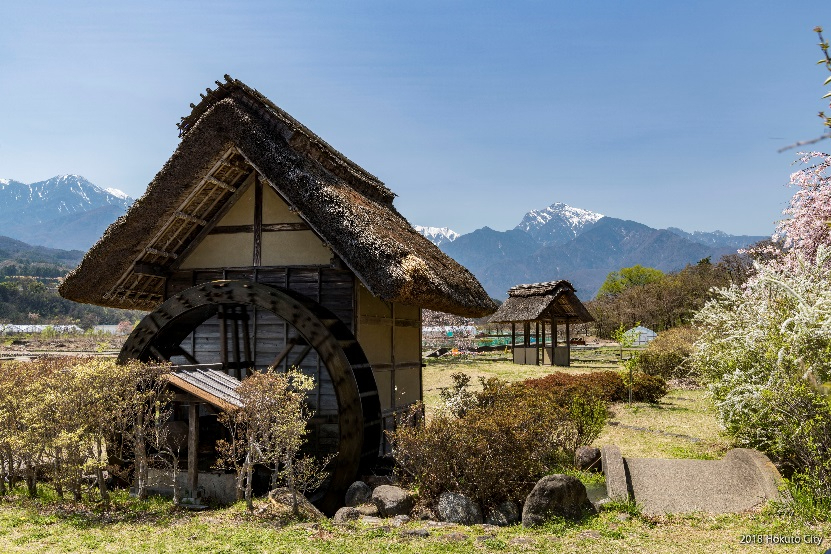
[0,236,144,327]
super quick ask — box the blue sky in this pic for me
[0,1,828,236]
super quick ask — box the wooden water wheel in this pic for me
[119,280,381,513]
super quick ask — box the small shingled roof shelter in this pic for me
[489,280,593,367]
[59,76,495,512]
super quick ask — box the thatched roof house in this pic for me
[59,76,494,318]
[489,280,592,367]
[489,280,593,324]
[58,76,496,512]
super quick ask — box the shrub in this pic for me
[391,378,607,508]
[692,246,831,518]
[636,326,699,379]
[524,371,625,402]
[524,370,667,404]
[621,370,669,404]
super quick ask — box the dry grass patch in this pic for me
[595,389,732,460]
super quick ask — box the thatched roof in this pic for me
[59,76,495,317]
[488,280,594,324]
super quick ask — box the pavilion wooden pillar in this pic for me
[551,319,557,366]
[565,316,571,367]
[188,402,199,498]
[534,321,540,365]
[541,321,546,365]
[511,322,515,360]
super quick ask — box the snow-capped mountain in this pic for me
[515,202,604,245]
[0,175,133,250]
[438,201,767,299]
[414,225,460,247]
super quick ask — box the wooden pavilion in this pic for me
[59,76,495,512]
[488,280,593,367]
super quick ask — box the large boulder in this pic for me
[345,481,371,507]
[437,492,483,525]
[521,475,595,527]
[265,487,325,521]
[575,446,602,472]
[372,485,415,517]
[485,500,521,526]
[332,506,360,524]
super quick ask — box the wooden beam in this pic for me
[240,306,252,378]
[231,311,241,380]
[170,345,199,365]
[358,315,420,328]
[207,176,235,192]
[149,345,168,362]
[209,222,309,234]
[144,247,178,259]
[188,402,199,499]
[174,211,208,226]
[268,337,301,371]
[170,171,256,271]
[253,176,262,267]
[291,343,313,368]
[219,305,228,375]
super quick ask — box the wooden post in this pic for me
[241,307,252,378]
[188,402,199,499]
[534,321,540,365]
[253,175,263,267]
[231,309,241,380]
[511,322,515,363]
[565,317,571,367]
[219,305,229,374]
[541,321,546,365]
[551,319,557,366]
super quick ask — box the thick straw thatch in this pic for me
[488,280,593,323]
[59,76,495,317]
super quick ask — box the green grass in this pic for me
[0,350,829,552]
[0,488,828,553]
[596,389,733,460]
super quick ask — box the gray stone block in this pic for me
[602,445,784,516]
[437,491,483,525]
[601,445,629,502]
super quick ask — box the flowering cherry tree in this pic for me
[776,152,831,263]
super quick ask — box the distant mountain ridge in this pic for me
[0,175,132,250]
[421,202,768,300]
[413,226,459,247]
[0,175,766,302]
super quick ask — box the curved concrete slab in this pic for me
[601,446,783,515]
